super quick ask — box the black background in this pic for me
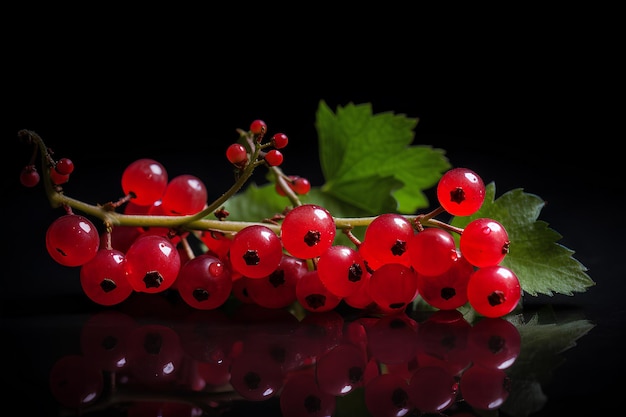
[2,10,623,416]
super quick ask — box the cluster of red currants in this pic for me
[38,120,521,319]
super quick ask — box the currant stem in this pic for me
[421,217,464,235]
[20,129,462,239]
[19,130,60,209]
[420,205,446,223]
[272,166,302,207]
[180,235,196,260]
[342,228,362,247]
[411,205,464,235]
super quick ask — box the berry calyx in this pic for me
[229,225,283,279]
[317,245,367,297]
[125,234,181,293]
[176,253,232,310]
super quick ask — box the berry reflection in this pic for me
[48,299,526,416]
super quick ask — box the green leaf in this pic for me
[322,174,403,214]
[316,100,451,214]
[224,183,375,221]
[222,182,290,222]
[450,183,595,296]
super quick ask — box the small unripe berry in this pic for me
[250,119,267,135]
[264,149,283,166]
[272,133,289,149]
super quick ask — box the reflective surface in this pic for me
[2,292,602,416]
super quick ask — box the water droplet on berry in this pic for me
[209,262,224,276]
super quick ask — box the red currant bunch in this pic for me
[25,126,524,319]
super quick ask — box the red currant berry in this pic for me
[121,158,168,206]
[246,254,308,309]
[362,213,414,268]
[46,214,100,267]
[49,167,69,185]
[231,275,255,304]
[55,157,75,175]
[437,167,486,216]
[160,174,208,215]
[226,143,248,166]
[317,245,367,297]
[79,248,133,306]
[264,149,283,166]
[125,234,181,293]
[140,199,179,239]
[292,176,311,194]
[280,204,336,259]
[229,225,283,279]
[176,253,232,310]
[20,165,40,187]
[407,227,458,276]
[271,132,289,149]
[250,119,267,135]
[467,265,521,318]
[368,263,419,312]
[460,218,510,267]
[415,249,474,310]
[275,175,312,197]
[343,270,374,309]
[295,270,342,312]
